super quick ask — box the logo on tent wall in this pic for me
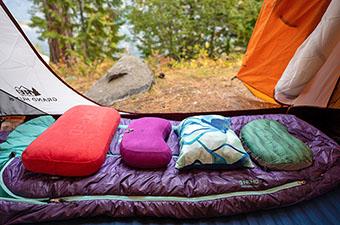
[15,86,41,97]
[14,86,58,102]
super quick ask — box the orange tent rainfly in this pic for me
[237,0,331,103]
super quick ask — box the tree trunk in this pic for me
[48,39,61,64]
[60,3,74,66]
[42,0,73,65]
[77,0,89,58]
[42,0,60,64]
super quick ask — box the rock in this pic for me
[86,55,154,105]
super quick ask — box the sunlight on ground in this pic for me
[54,54,279,113]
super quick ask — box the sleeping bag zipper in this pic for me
[49,180,305,203]
[0,157,305,204]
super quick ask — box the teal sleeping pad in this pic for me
[0,116,55,197]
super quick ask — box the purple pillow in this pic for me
[120,117,172,169]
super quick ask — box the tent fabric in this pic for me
[237,0,331,101]
[0,0,337,116]
[288,44,340,107]
[0,90,45,115]
[275,0,340,107]
[0,2,97,116]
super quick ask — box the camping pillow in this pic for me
[120,117,172,169]
[22,105,121,177]
[240,119,313,171]
[175,115,254,169]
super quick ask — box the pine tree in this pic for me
[31,0,74,64]
[127,0,262,59]
[30,0,123,65]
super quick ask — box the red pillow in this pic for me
[22,105,120,177]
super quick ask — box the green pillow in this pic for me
[240,119,313,171]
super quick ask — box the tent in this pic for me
[237,0,339,107]
[275,0,340,108]
[0,1,97,116]
[0,0,339,116]
[0,0,339,224]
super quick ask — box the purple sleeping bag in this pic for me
[0,114,339,225]
[120,117,172,169]
[0,131,9,143]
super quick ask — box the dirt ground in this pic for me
[58,56,279,113]
[111,60,279,113]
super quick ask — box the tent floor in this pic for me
[36,187,340,225]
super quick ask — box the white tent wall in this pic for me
[274,0,340,107]
[293,42,340,107]
[0,2,97,116]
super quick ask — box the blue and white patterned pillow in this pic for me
[175,115,254,169]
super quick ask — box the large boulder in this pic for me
[86,55,154,105]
